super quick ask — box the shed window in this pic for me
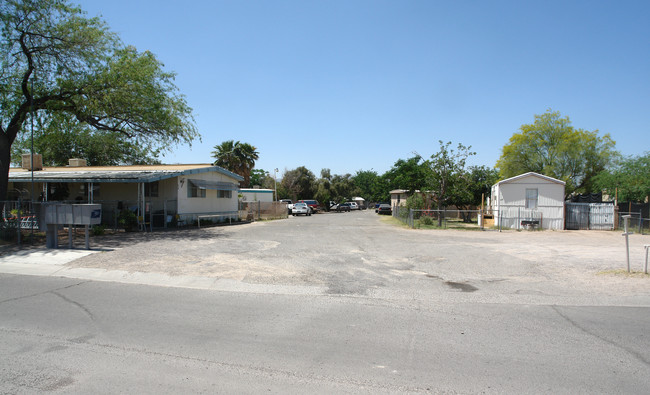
[525,188,538,209]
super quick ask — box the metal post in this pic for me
[163,200,168,229]
[30,79,35,243]
[622,215,632,273]
[644,245,649,274]
[16,200,21,247]
[274,168,278,201]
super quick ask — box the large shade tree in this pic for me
[10,112,162,166]
[211,140,259,187]
[496,109,616,196]
[280,166,315,201]
[0,0,198,200]
[383,155,430,193]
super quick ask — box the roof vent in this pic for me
[21,153,43,171]
[68,158,87,167]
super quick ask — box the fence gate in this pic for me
[565,203,614,230]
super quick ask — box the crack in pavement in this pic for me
[0,281,90,305]
[551,305,650,368]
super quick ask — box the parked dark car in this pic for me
[335,202,352,212]
[377,204,392,215]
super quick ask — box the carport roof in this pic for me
[8,164,244,183]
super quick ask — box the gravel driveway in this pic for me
[68,210,650,305]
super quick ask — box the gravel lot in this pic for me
[66,210,650,305]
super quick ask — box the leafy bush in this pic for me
[420,216,435,226]
[92,224,106,236]
[117,210,138,231]
[405,194,425,210]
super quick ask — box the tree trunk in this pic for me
[0,132,12,203]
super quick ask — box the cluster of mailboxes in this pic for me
[40,203,102,229]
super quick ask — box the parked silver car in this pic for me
[292,202,312,216]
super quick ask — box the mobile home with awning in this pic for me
[8,161,243,228]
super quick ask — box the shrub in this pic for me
[117,210,138,232]
[405,194,425,210]
[92,225,106,236]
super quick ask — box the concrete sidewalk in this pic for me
[0,248,102,277]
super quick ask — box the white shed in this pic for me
[239,188,274,203]
[491,172,565,230]
[390,189,409,208]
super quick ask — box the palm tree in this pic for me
[212,140,259,187]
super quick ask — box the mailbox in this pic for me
[41,203,102,228]
[40,204,102,249]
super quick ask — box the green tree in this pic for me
[466,165,499,208]
[352,170,384,202]
[249,169,274,189]
[427,141,475,225]
[496,109,616,196]
[314,169,333,209]
[594,152,650,202]
[383,155,430,193]
[11,113,161,166]
[329,173,356,203]
[0,0,197,200]
[280,166,315,201]
[212,140,259,187]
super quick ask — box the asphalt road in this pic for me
[1,210,650,393]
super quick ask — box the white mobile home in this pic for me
[491,172,565,230]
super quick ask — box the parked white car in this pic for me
[347,202,359,210]
[292,202,312,216]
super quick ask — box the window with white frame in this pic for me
[525,188,538,209]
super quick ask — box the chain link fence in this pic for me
[617,211,649,235]
[392,206,559,231]
[392,206,483,230]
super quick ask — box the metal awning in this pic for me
[189,179,239,191]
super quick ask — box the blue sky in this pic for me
[77,0,649,177]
